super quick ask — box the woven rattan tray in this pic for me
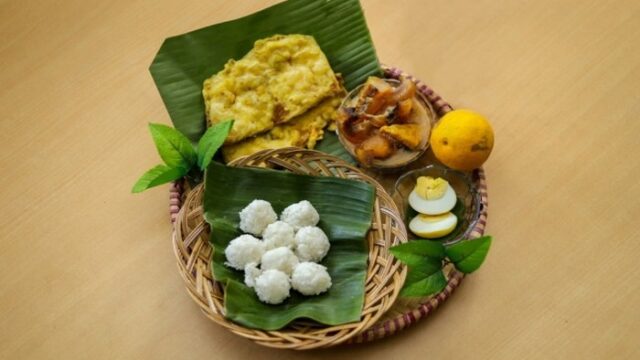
[173,149,407,349]
[169,66,489,347]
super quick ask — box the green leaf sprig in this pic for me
[445,235,492,274]
[390,236,493,297]
[132,120,233,193]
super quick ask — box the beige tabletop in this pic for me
[2,0,639,358]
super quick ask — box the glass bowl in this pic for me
[391,164,481,245]
[336,78,436,169]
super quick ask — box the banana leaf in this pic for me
[204,162,375,330]
[315,131,356,165]
[150,0,381,143]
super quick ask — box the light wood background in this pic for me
[1,0,639,358]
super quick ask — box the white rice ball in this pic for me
[294,226,330,262]
[224,234,265,270]
[254,269,291,304]
[239,199,277,236]
[261,247,299,276]
[291,262,332,296]
[263,221,295,250]
[244,262,262,288]
[280,200,320,231]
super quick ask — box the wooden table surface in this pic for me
[2,0,639,358]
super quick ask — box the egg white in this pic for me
[409,212,458,239]
[408,184,457,215]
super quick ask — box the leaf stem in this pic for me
[185,168,203,187]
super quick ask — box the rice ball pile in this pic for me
[224,199,332,305]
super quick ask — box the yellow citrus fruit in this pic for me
[430,109,494,171]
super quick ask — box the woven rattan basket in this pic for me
[172,149,408,349]
[169,66,489,348]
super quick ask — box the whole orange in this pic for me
[430,109,494,171]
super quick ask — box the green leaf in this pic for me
[315,131,356,165]
[131,164,185,193]
[445,236,493,274]
[148,123,196,169]
[405,258,443,283]
[204,162,375,330]
[400,270,447,297]
[149,0,382,143]
[390,240,445,266]
[197,120,233,171]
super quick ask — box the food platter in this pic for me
[168,67,490,348]
[133,0,493,351]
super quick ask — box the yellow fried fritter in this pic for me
[380,124,423,150]
[203,34,341,144]
[221,95,342,163]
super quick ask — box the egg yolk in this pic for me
[417,213,450,222]
[415,176,448,200]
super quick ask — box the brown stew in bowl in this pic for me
[337,77,433,168]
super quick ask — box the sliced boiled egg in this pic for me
[409,212,458,239]
[408,176,457,215]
